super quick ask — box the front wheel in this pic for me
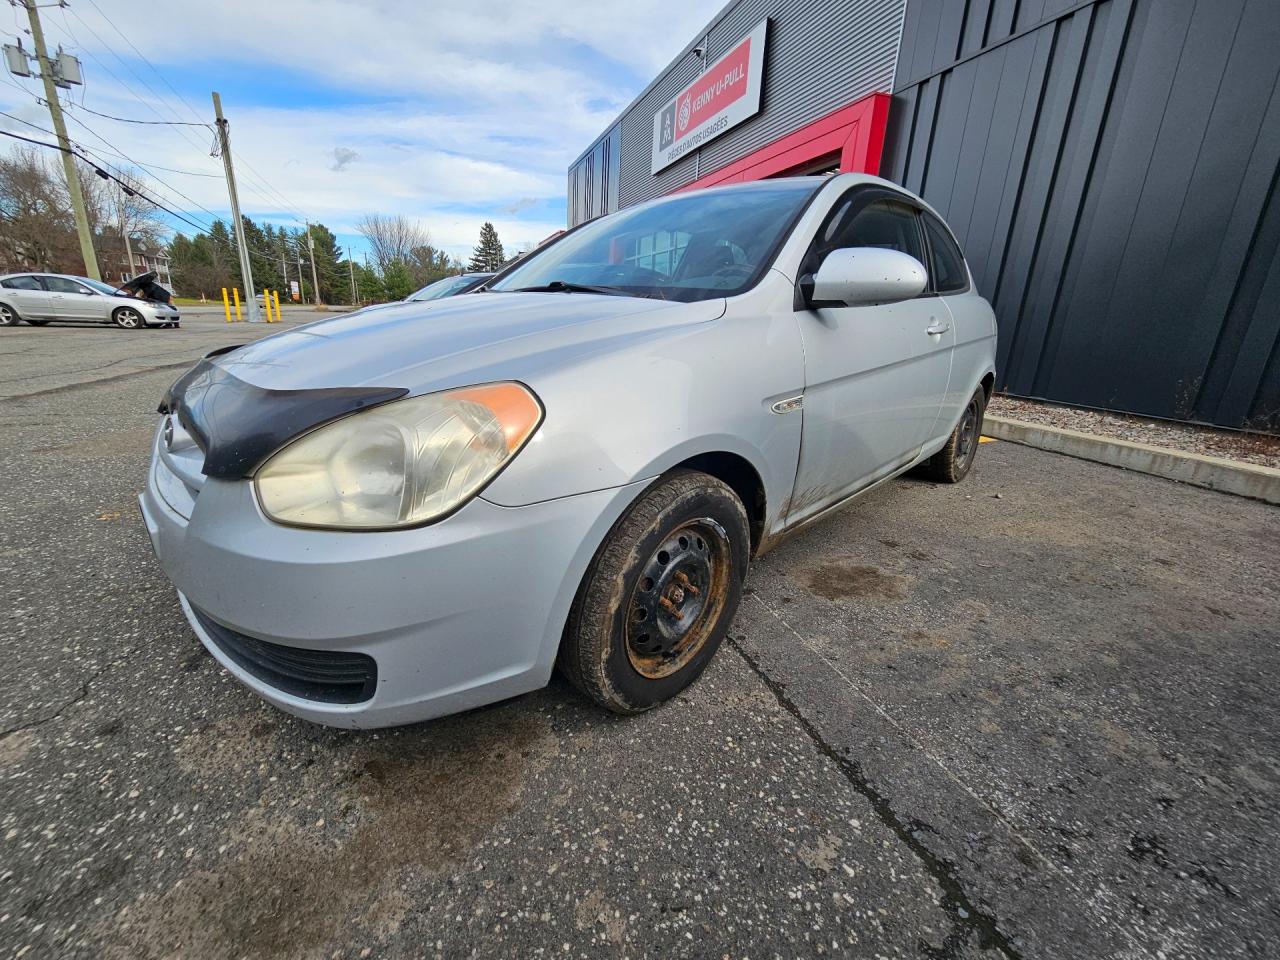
[113,307,145,329]
[559,470,750,714]
[0,303,19,327]
[923,386,986,483]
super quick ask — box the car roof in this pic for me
[0,271,97,282]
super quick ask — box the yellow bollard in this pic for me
[232,288,242,322]
[221,288,232,323]
[262,288,274,323]
[272,290,282,322]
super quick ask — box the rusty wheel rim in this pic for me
[957,397,980,467]
[625,518,731,679]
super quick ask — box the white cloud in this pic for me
[0,0,722,257]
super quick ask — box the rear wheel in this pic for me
[923,386,986,483]
[559,470,750,714]
[0,303,19,327]
[113,307,144,329]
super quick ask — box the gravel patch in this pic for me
[989,396,1280,470]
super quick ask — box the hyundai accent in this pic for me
[139,173,996,728]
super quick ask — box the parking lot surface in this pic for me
[1,316,1277,959]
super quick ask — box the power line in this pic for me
[0,127,297,272]
[61,5,216,160]
[0,127,212,234]
[65,101,212,127]
[82,0,209,126]
[69,0,311,226]
[58,109,222,178]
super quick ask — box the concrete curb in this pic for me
[982,414,1280,506]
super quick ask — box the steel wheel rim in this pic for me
[118,310,140,328]
[625,518,731,679]
[957,398,980,465]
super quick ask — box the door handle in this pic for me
[926,320,950,336]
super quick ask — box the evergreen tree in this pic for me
[381,259,415,301]
[468,222,505,272]
[307,222,345,303]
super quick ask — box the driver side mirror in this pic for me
[800,247,927,308]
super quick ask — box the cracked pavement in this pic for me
[2,312,1278,958]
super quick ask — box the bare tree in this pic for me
[0,148,167,278]
[98,168,166,281]
[356,213,431,271]
[0,147,80,273]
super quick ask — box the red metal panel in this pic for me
[672,92,892,193]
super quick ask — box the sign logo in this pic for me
[651,19,768,174]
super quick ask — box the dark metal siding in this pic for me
[884,0,1280,432]
[569,0,906,224]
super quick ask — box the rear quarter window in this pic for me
[923,214,969,293]
[2,276,43,290]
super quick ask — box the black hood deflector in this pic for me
[158,349,408,479]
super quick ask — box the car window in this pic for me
[802,196,929,286]
[44,277,92,295]
[2,275,43,290]
[83,278,126,296]
[922,213,968,293]
[834,200,926,262]
[490,179,822,303]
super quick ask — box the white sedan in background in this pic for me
[0,272,180,329]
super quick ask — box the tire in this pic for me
[558,469,750,714]
[113,307,144,329]
[0,303,19,327]
[923,386,986,483]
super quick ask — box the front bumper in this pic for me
[138,303,179,325]
[140,430,646,727]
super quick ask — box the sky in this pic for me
[0,0,722,262]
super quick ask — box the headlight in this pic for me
[254,382,542,530]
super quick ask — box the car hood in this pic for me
[161,292,725,478]
[210,291,724,391]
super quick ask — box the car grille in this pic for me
[190,605,377,704]
[153,415,205,519]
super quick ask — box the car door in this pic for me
[920,210,978,444]
[1,274,57,319]
[42,276,103,321]
[787,195,955,525]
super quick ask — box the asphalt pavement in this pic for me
[1,313,1277,959]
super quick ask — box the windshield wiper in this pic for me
[510,279,632,297]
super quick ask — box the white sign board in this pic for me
[651,19,769,174]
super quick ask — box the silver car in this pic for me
[406,272,493,301]
[0,272,180,329]
[140,173,996,728]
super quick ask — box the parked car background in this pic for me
[405,272,493,301]
[0,272,180,329]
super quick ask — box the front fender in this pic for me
[481,281,805,538]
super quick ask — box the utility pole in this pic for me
[305,221,323,306]
[20,0,98,279]
[347,247,357,305]
[120,208,134,280]
[211,92,260,322]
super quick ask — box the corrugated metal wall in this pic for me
[569,0,906,224]
[884,0,1280,432]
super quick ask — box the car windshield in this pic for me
[82,278,126,296]
[407,275,477,301]
[490,179,821,302]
